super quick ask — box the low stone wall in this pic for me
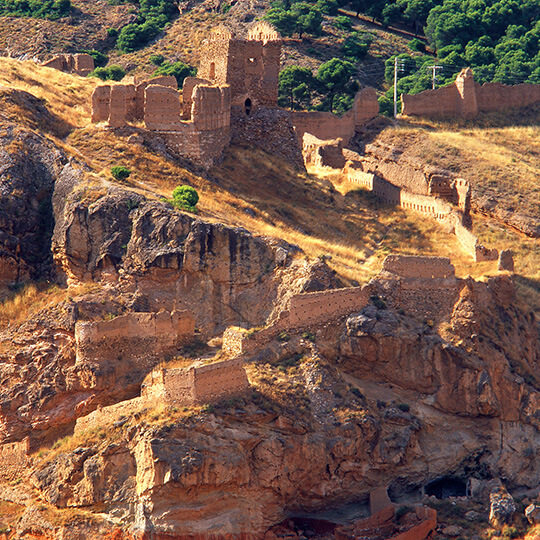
[75,310,195,364]
[303,133,346,171]
[142,358,249,405]
[0,438,30,481]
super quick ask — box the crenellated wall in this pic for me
[402,68,540,118]
[75,310,195,364]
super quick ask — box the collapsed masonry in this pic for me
[89,22,379,167]
[75,310,195,366]
[303,133,510,265]
[401,67,540,118]
[222,255,462,358]
[42,53,94,77]
[0,438,30,481]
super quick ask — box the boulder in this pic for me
[498,249,514,272]
[525,503,540,525]
[489,489,516,528]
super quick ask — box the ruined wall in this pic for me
[402,68,540,117]
[382,255,455,279]
[141,358,249,405]
[375,255,460,320]
[476,81,540,112]
[292,87,379,145]
[74,397,145,435]
[75,310,195,364]
[144,85,183,130]
[42,53,94,76]
[198,22,281,108]
[182,76,212,118]
[454,220,498,262]
[400,190,453,221]
[303,133,346,171]
[0,438,30,481]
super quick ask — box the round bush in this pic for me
[111,166,131,181]
[172,185,199,207]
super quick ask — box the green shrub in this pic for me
[333,15,353,30]
[89,65,126,81]
[149,53,165,66]
[408,38,426,52]
[111,166,131,181]
[0,0,71,19]
[107,28,119,38]
[397,403,410,412]
[153,61,197,86]
[81,49,108,68]
[168,185,199,213]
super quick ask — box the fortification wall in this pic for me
[374,255,460,320]
[42,53,94,76]
[382,255,455,279]
[402,68,540,118]
[182,76,212,117]
[141,358,249,405]
[0,438,30,481]
[303,133,346,170]
[192,85,231,130]
[400,190,453,221]
[75,310,195,364]
[144,85,183,130]
[74,397,145,435]
[454,221,498,262]
[476,81,540,112]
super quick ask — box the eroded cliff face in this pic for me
[20,273,540,539]
[52,183,333,334]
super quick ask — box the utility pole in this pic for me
[394,57,398,118]
[426,65,443,89]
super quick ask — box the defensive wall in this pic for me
[305,136,501,264]
[223,285,371,357]
[292,87,379,145]
[42,53,94,76]
[141,357,249,405]
[74,358,249,434]
[75,310,195,364]
[0,438,30,481]
[401,67,540,118]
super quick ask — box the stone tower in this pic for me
[198,22,281,114]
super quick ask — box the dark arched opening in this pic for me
[245,98,252,116]
[425,477,467,499]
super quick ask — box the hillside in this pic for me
[0,3,538,540]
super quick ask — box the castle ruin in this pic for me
[89,22,380,167]
[43,53,95,77]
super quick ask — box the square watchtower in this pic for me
[198,22,281,115]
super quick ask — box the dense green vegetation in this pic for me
[153,61,196,86]
[89,65,126,81]
[0,0,71,19]
[117,0,178,53]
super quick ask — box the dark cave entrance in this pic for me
[244,98,252,116]
[425,477,467,499]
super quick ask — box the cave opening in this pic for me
[425,477,467,499]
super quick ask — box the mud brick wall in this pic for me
[42,53,94,76]
[454,221,498,262]
[91,85,111,123]
[141,358,249,405]
[144,85,183,130]
[382,255,455,279]
[303,133,346,170]
[74,397,145,435]
[75,310,195,364]
[400,190,453,221]
[402,68,540,118]
[182,76,212,118]
[288,287,370,326]
[160,126,232,169]
[107,84,129,128]
[0,438,30,481]
[198,23,281,108]
[192,85,231,130]
[292,88,379,145]
[133,76,177,120]
[476,81,540,112]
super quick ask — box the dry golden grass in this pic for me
[0,57,97,129]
